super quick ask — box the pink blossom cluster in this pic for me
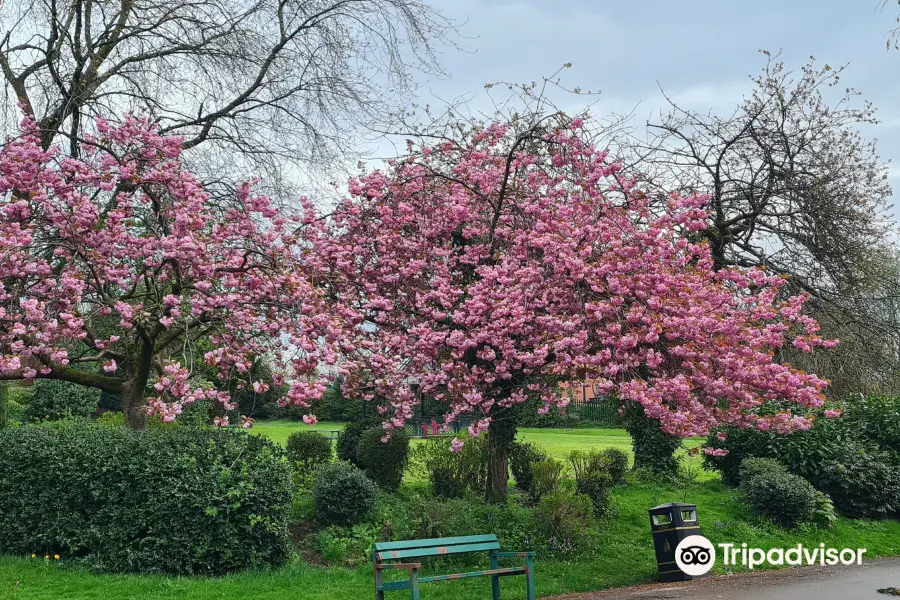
[0,116,342,421]
[301,119,838,439]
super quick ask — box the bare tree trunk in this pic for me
[485,417,516,504]
[122,383,147,429]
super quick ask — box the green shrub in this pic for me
[843,395,900,453]
[285,430,332,469]
[356,427,410,490]
[534,492,594,554]
[413,435,488,498]
[314,523,380,566]
[174,399,213,427]
[394,497,482,541]
[336,419,381,466]
[96,411,125,427]
[0,422,291,574]
[738,457,788,492]
[621,401,680,477]
[510,441,547,492]
[811,447,900,518]
[311,461,379,526]
[6,399,25,424]
[811,491,838,530]
[530,458,564,503]
[706,407,900,518]
[568,451,613,516]
[599,448,629,485]
[24,380,100,422]
[742,469,816,528]
[703,426,775,486]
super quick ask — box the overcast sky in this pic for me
[402,0,900,211]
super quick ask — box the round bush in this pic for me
[510,442,548,492]
[0,422,291,574]
[312,461,379,525]
[285,430,332,468]
[336,418,380,466]
[355,427,409,490]
[743,470,816,528]
[25,379,100,422]
[738,457,787,492]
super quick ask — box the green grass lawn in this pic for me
[3,478,899,600]
[250,420,712,479]
[250,420,346,445]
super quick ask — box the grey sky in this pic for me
[404,0,900,210]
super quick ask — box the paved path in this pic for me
[552,558,900,600]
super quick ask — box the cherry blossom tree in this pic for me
[304,115,838,503]
[0,116,341,428]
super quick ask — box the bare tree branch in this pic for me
[0,0,460,198]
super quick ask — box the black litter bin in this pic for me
[648,502,704,582]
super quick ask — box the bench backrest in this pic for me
[373,535,500,562]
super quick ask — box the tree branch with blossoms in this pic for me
[0,115,343,428]
[302,115,838,502]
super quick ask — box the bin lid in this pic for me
[649,502,696,513]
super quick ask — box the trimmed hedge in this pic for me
[0,422,291,575]
[336,418,381,466]
[285,430,332,468]
[25,379,100,422]
[356,427,410,490]
[742,467,816,528]
[311,461,379,525]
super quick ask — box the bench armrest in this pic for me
[491,551,534,558]
[374,562,421,571]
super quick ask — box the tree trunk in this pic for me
[122,383,147,429]
[0,383,7,428]
[485,417,516,504]
[622,401,680,476]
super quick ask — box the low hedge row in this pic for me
[0,422,291,575]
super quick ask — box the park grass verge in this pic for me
[249,420,712,478]
[3,478,898,600]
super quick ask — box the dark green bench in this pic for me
[372,534,535,600]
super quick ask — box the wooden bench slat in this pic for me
[378,567,527,591]
[419,566,526,584]
[374,534,497,552]
[376,541,500,561]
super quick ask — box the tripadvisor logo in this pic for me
[675,535,716,576]
[674,535,868,576]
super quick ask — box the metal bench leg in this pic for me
[375,566,385,600]
[409,567,420,600]
[490,553,501,600]
[525,556,536,600]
